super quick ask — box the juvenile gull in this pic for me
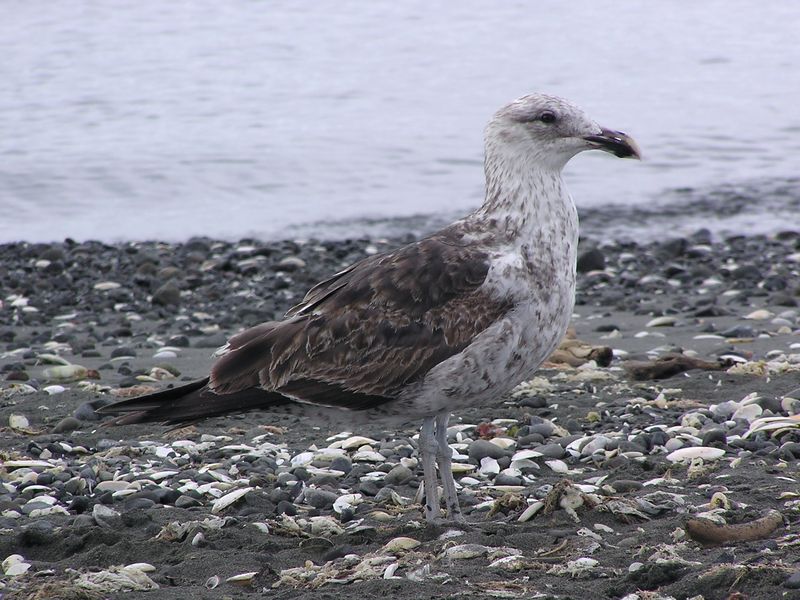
[99,93,640,523]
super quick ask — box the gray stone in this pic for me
[329,456,353,474]
[536,443,565,459]
[303,488,337,509]
[784,570,800,589]
[383,464,413,486]
[51,417,81,434]
[152,280,181,306]
[92,504,123,529]
[493,472,523,486]
[468,439,507,462]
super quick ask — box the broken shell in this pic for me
[9,414,30,431]
[666,447,725,463]
[205,575,220,589]
[333,493,363,514]
[337,435,379,449]
[442,544,490,560]
[252,522,270,534]
[225,572,258,586]
[309,516,345,537]
[517,501,544,522]
[123,562,156,572]
[381,537,421,553]
[3,554,31,576]
[479,457,500,475]
[545,459,570,474]
[211,486,253,513]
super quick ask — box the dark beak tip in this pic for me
[585,130,641,160]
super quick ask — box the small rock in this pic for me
[304,488,338,509]
[577,248,605,273]
[468,439,508,462]
[784,570,800,589]
[274,256,306,272]
[92,504,123,529]
[110,346,137,359]
[535,443,565,459]
[383,464,414,486]
[152,280,181,306]
[51,417,82,434]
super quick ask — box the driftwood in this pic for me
[685,510,783,545]
[624,353,729,380]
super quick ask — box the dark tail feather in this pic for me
[97,377,292,426]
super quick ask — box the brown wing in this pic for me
[209,229,511,410]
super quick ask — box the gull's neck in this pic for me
[465,136,578,251]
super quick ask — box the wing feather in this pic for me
[209,229,511,410]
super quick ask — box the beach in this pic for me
[2,228,800,600]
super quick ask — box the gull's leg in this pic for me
[435,412,464,522]
[419,416,441,523]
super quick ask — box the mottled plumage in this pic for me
[100,93,640,523]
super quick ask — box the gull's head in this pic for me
[487,93,641,172]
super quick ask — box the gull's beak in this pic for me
[583,128,641,159]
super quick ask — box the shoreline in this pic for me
[2,230,800,599]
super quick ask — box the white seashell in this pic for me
[4,561,31,576]
[511,449,543,461]
[368,510,396,522]
[291,451,315,467]
[191,532,206,547]
[42,385,66,395]
[337,435,379,449]
[383,562,400,578]
[545,459,570,474]
[9,414,30,430]
[488,437,516,449]
[744,309,773,320]
[252,522,270,534]
[666,447,725,463]
[732,403,762,423]
[123,562,156,572]
[479,457,500,475]
[3,554,27,572]
[565,557,598,573]
[333,493,362,514]
[152,350,178,359]
[149,470,179,481]
[211,486,253,513]
[94,281,122,291]
[442,544,490,560]
[646,316,677,327]
[450,463,476,473]
[42,364,88,382]
[382,537,421,553]
[205,575,220,589]
[352,450,386,462]
[489,555,527,571]
[309,516,345,537]
[226,572,257,586]
[95,480,133,493]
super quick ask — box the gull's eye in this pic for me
[539,111,557,124]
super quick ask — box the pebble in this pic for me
[383,465,413,486]
[51,416,82,434]
[784,570,800,589]
[467,439,508,461]
[93,504,123,529]
[152,280,181,306]
[303,488,338,509]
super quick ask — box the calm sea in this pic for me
[2,1,799,243]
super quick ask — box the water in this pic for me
[2,1,799,243]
